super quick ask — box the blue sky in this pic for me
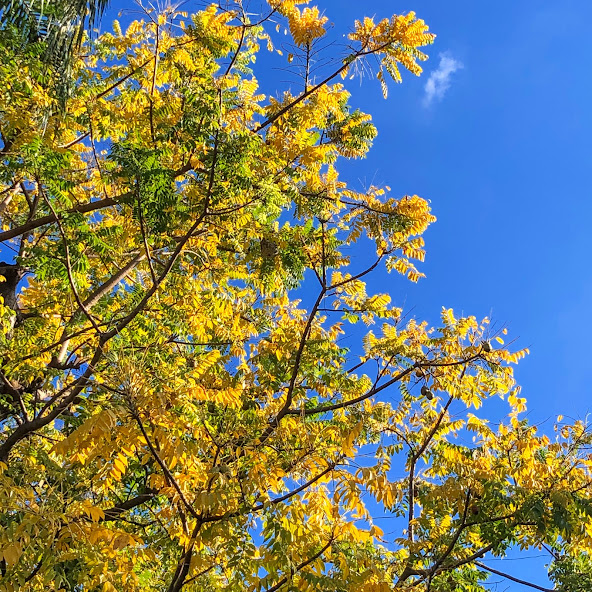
[305,4,592,586]
[97,1,591,588]
[321,2,592,588]
[305,0,592,428]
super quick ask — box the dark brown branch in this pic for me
[0,346,104,462]
[328,251,388,291]
[407,456,417,542]
[102,490,157,522]
[0,149,196,243]
[255,38,394,133]
[42,193,102,334]
[447,543,495,570]
[183,461,340,527]
[0,197,117,243]
[255,52,355,133]
[184,564,216,586]
[131,410,200,520]
[101,130,219,342]
[17,320,112,366]
[95,57,154,101]
[167,521,203,592]
[137,192,157,285]
[148,21,160,143]
[0,372,29,422]
[287,356,479,417]
[24,558,44,583]
[224,21,246,76]
[51,252,146,364]
[464,511,517,528]
[413,395,454,463]
[407,396,455,542]
[259,287,327,443]
[251,462,338,512]
[430,489,472,573]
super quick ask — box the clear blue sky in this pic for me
[302,0,592,427]
[306,4,592,586]
[47,1,592,588]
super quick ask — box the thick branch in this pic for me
[0,197,117,243]
[0,346,104,462]
[102,490,157,522]
[167,521,203,592]
[0,149,196,243]
[83,253,146,310]
[0,106,220,463]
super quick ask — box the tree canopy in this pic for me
[1,2,591,591]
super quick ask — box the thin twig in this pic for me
[474,561,556,592]
[41,191,102,334]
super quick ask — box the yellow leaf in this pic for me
[2,544,21,567]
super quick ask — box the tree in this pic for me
[0,2,591,591]
[0,0,109,67]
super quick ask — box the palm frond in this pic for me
[0,0,110,66]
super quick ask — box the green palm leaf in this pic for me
[0,0,110,66]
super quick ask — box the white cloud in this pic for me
[423,53,464,107]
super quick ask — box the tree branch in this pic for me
[102,490,157,522]
[130,408,200,520]
[286,356,479,417]
[0,345,104,462]
[0,197,118,243]
[250,462,338,513]
[430,489,472,573]
[101,131,219,342]
[474,561,556,592]
[42,192,102,334]
[260,287,326,442]
[263,539,333,592]
[167,521,203,592]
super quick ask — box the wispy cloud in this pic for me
[423,53,464,107]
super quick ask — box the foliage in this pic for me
[0,2,590,591]
[0,0,109,67]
